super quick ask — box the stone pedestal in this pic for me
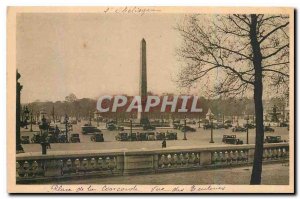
[123,153,155,175]
[200,151,212,166]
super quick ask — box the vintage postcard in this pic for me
[7,7,294,193]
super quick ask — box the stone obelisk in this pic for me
[138,38,149,125]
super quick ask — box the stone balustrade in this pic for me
[16,143,289,183]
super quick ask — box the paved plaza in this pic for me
[21,121,289,153]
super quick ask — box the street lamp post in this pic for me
[30,110,33,132]
[88,111,92,126]
[209,114,214,143]
[96,111,100,127]
[130,118,133,141]
[245,115,249,144]
[16,71,24,153]
[183,116,187,140]
[24,106,29,129]
[65,114,69,143]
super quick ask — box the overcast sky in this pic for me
[17,13,185,103]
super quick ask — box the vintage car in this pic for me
[222,135,243,145]
[156,132,166,140]
[243,123,256,129]
[181,126,196,132]
[166,132,177,140]
[31,134,43,143]
[48,125,56,133]
[264,126,275,132]
[203,123,215,130]
[71,120,78,124]
[147,132,156,140]
[107,123,124,131]
[143,124,156,131]
[81,125,101,134]
[21,136,30,144]
[215,123,229,129]
[232,126,247,132]
[57,134,67,143]
[46,133,57,143]
[90,133,104,142]
[279,122,289,127]
[115,132,130,141]
[173,123,183,129]
[69,133,80,143]
[264,136,283,143]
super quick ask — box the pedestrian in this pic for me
[162,139,166,148]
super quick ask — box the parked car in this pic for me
[173,123,183,129]
[181,126,196,132]
[279,122,289,127]
[21,136,30,144]
[232,126,247,132]
[143,124,156,131]
[166,132,177,140]
[222,135,243,145]
[244,123,256,129]
[264,136,283,143]
[57,134,67,143]
[115,132,130,141]
[147,132,156,140]
[107,123,124,131]
[31,134,44,143]
[215,123,229,129]
[46,133,57,143]
[203,123,215,130]
[70,133,80,143]
[81,125,101,134]
[264,126,275,132]
[71,120,77,124]
[156,132,166,140]
[90,133,104,142]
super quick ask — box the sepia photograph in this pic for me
[7,6,294,193]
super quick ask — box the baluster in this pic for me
[212,152,218,164]
[269,148,274,159]
[98,157,104,170]
[240,150,246,162]
[219,152,225,164]
[273,148,278,159]
[81,158,88,173]
[228,151,234,164]
[263,149,269,160]
[167,154,172,167]
[196,153,200,165]
[108,157,116,171]
[90,158,96,170]
[74,158,80,173]
[31,161,38,177]
[278,148,282,158]
[184,153,190,166]
[105,157,111,169]
[189,153,196,165]
[23,161,30,177]
[159,155,166,168]
[173,154,179,167]
[179,153,184,166]
[233,150,239,164]
[16,162,20,177]
[224,151,229,164]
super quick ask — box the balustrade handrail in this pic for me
[16,142,289,161]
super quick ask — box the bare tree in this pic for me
[176,14,289,184]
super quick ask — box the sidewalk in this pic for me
[54,163,289,185]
